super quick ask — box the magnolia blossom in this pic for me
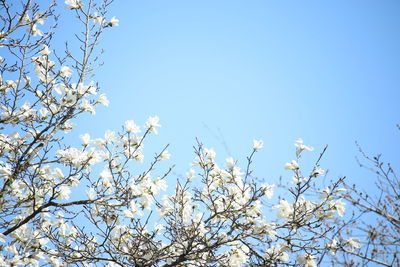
[108,16,119,27]
[81,99,96,114]
[186,169,195,180]
[319,187,331,200]
[225,241,250,267]
[79,133,91,145]
[125,120,141,133]
[39,45,51,56]
[65,0,83,9]
[292,174,306,184]
[297,254,317,267]
[311,168,325,177]
[124,201,142,218]
[39,107,48,118]
[158,196,174,217]
[329,199,346,217]
[261,183,274,199]
[160,150,171,160]
[203,148,216,160]
[91,13,105,24]
[265,243,290,262]
[69,82,97,95]
[0,164,12,178]
[87,187,97,200]
[294,138,314,156]
[145,116,161,134]
[60,66,73,77]
[57,184,71,200]
[275,199,293,219]
[347,237,361,250]
[100,168,113,189]
[104,130,116,143]
[31,24,43,36]
[326,238,338,255]
[284,160,299,170]
[97,94,109,106]
[152,178,168,193]
[253,139,264,150]
[225,157,236,169]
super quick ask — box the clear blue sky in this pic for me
[70,0,400,189]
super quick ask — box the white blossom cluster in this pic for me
[0,0,366,266]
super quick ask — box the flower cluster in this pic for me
[0,0,366,266]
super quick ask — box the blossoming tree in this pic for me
[0,0,376,266]
[330,142,400,267]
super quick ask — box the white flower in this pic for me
[62,120,75,133]
[253,139,264,150]
[39,45,51,56]
[81,99,96,114]
[204,148,216,160]
[123,209,135,219]
[6,80,16,89]
[153,178,168,192]
[154,223,165,233]
[54,168,64,178]
[97,94,109,106]
[292,174,306,184]
[0,164,12,178]
[39,107,48,118]
[22,13,30,23]
[31,24,43,36]
[225,157,236,169]
[265,243,290,262]
[160,150,171,160]
[145,116,161,134]
[70,176,80,187]
[79,133,91,145]
[326,238,338,255]
[347,237,361,250]
[274,199,293,219]
[73,82,96,95]
[294,138,314,156]
[108,16,119,27]
[87,187,97,200]
[226,242,249,267]
[100,169,113,189]
[65,0,83,9]
[297,254,317,267]
[35,16,46,25]
[58,184,71,200]
[130,200,143,216]
[91,13,105,24]
[311,168,324,177]
[49,257,62,267]
[53,83,66,95]
[329,199,346,217]
[60,66,73,77]
[104,130,115,142]
[186,169,195,180]
[284,160,299,170]
[135,153,144,162]
[319,187,331,200]
[261,183,274,199]
[124,120,140,133]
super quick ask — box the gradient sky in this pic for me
[67,0,400,191]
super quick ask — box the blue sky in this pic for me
[70,0,400,190]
